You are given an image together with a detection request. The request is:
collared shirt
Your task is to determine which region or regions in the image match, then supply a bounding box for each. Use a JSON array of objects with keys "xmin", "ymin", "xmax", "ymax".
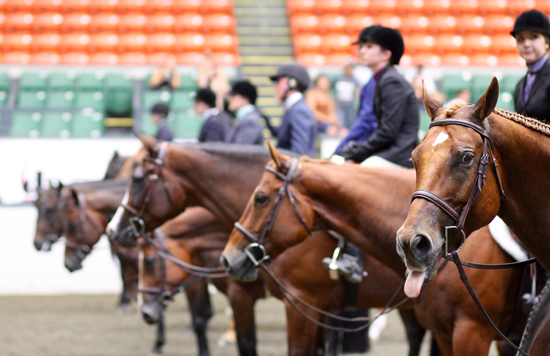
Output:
[
  {"xmin": 236, "ymin": 104, "xmax": 256, "ymax": 121},
  {"xmin": 524, "ymin": 54, "xmax": 548, "ymax": 102},
  {"xmin": 285, "ymin": 92, "xmax": 303, "ymax": 110},
  {"xmin": 202, "ymin": 108, "xmax": 219, "ymax": 121},
  {"xmin": 373, "ymin": 66, "xmax": 386, "ymax": 81}
]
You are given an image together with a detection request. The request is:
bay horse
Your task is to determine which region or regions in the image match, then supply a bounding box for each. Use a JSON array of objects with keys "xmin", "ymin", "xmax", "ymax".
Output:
[
  {"xmin": 109, "ymin": 139, "xmax": 436, "ymax": 356},
  {"xmin": 394, "ymin": 78, "xmax": 550, "ymax": 354},
  {"xmin": 221, "ymin": 144, "xmax": 527, "ymax": 355}
]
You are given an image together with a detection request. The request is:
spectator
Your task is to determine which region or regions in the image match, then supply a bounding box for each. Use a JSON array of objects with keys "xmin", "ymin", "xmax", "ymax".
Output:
[
  {"xmin": 306, "ymin": 74, "xmax": 340, "ymax": 137},
  {"xmin": 332, "ymin": 63, "xmax": 361, "ymax": 132},
  {"xmin": 269, "ymin": 63, "xmax": 317, "ymax": 157},
  {"xmin": 198, "ymin": 52, "xmax": 231, "ymax": 111},
  {"xmin": 150, "ymin": 103, "xmax": 173, "ymax": 142},
  {"xmin": 149, "ymin": 56, "xmax": 180, "ymax": 91},
  {"xmin": 194, "ymin": 88, "xmax": 231, "ymax": 142},
  {"xmin": 225, "ymin": 80, "xmax": 264, "ymax": 145}
]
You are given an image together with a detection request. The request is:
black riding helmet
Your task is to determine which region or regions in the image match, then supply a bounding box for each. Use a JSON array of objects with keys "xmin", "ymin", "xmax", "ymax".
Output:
[
  {"xmin": 229, "ymin": 80, "xmax": 258, "ymax": 105},
  {"xmin": 511, "ymin": 9, "xmax": 550, "ymax": 38},
  {"xmin": 363, "ymin": 26, "xmax": 405, "ymax": 66}
]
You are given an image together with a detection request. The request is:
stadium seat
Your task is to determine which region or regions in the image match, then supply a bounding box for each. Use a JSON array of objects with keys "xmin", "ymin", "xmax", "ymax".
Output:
[
  {"xmin": 456, "ymin": 15, "xmax": 486, "ymax": 34},
  {"xmin": 20, "ymin": 72, "xmax": 48, "ymax": 90},
  {"xmin": 497, "ymin": 54, "xmax": 525, "ymax": 67},
  {"xmin": 146, "ymin": 14, "xmax": 175, "ymax": 32},
  {"xmin": 450, "ymin": 0, "xmax": 480, "ymax": 14},
  {"xmin": 77, "ymin": 72, "xmax": 104, "ymax": 91},
  {"xmin": 404, "ymin": 34, "xmax": 436, "ymax": 54},
  {"xmin": 4, "ymin": 13, "xmax": 34, "ymax": 33},
  {"xmin": 294, "ymin": 34, "xmax": 322, "ymax": 55},
  {"xmin": 0, "ymin": 73, "xmax": 9, "ymax": 90},
  {"xmin": 440, "ymin": 73, "xmax": 472, "ymax": 99},
  {"xmin": 501, "ymin": 73, "xmax": 523, "ymax": 93},
  {"xmin": 211, "ymin": 52, "xmax": 239, "ymax": 66},
  {"xmin": 142, "ymin": 90, "xmax": 171, "ymax": 109},
  {"xmin": 106, "ymin": 89, "xmax": 133, "ymax": 117},
  {"xmin": 367, "ymin": 1, "xmax": 398, "ymax": 14},
  {"xmin": 296, "ymin": 53, "xmax": 327, "ymax": 66},
  {"xmin": 118, "ymin": 0, "xmax": 148, "ymax": 13},
  {"xmin": 172, "ymin": 112, "xmax": 203, "ymax": 138},
  {"xmin": 422, "ymin": 0, "xmax": 453, "ymax": 15},
  {"xmin": 147, "ymin": 52, "xmax": 175, "ymax": 66},
  {"xmin": 10, "ymin": 112, "xmax": 42, "ymax": 138},
  {"xmin": 41, "ymin": 112, "xmax": 72, "ymax": 138},
  {"xmin": 342, "ymin": 0, "xmax": 370, "ymax": 15},
  {"xmin": 3, "ymin": 52, "xmax": 31, "ymax": 64},
  {"xmin": 318, "ymin": 15, "xmax": 347, "ymax": 34},
  {"xmin": 325, "ymin": 53, "xmax": 356, "ymax": 66},
  {"xmin": 72, "ymin": 112, "xmax": 104, "ymax": 138},
  {"xmin": 290, "ymin": 14, "xmax": 319, "ymax": 34},
  {"xmin": 317, "ymin": 0, "xmax": 343, "ymax": 14},
  {"xmin": 32, "ymin": 13, "xmax": 64, "ymax": 32},
  {"xmin": 105, "ymin": 72, "xmax": 133, "ymax": 90},
  {"xmin": 63, "ymin": 0, "xmax": 91, "ymax": 13},
  {"xmin": 478, "ymin": 0, "xmax": 508, "ymax": 14},
  {"xmin": 31, "ymin": 33, "xmax": 60, "ymax": 52},
  {"xmin": 204, "ymin": 33, "xmax": 237, "ymax": 51},
  {"xmin": 119, "ymin": 13, "xmax": 148, "ymax": 32},
  {"xmin": 61, "ymin": 13, "xmax": 92, "ymax": 32},
  {"xmin": 484, "ymin": 15, "xmax": 515, "ymax": 34},
  {"xmin": 89, "ymin": 33, "xmax": 119, "ymax": 52},
  {"xmin": 400, "ymin": 16, "xmax": 430, "ymax": 34},
  {"xmin": 3, "ymin": 33, "xmax": 33, "ymax": 51},
  {"xmin": 0, "ymin": 89, "xmax": 8, "ymax": 107},
  {"xmin": 146, "ymin": 33, "xmax": 176, "ymax": 52},
  {"xmin": 119, "ymin": 33, "xmax": 148, "ymax": 52},
  {"xmin": 173, "ymin": 0, "xmax": 203, "ymax": 14},
  {"xmin": 49, "ymin": 72, "xmax": 76, "ymax": 90},
  {"xmin": 374, "ymin": 15, "xmax": 403, "ymax": 29},
  {"xmin": 170, "ymin": 91, "xmax": 194, "ymax": 109},
  {"xmin": 46, "ymin": 91, "xmax": 74, "ymax": 108},
  {"xmin": 178, "ymin": 73, "xmax": 198, "ymax": 90},
  {"xmin": 30, "ymin": 52, "xmax": 61, "ymax": 65},
  {"xmin": 176, "ymin": 52, "xmax": 205, "ymax": 66},
  {"xmin": 492, "ymin": 34, "xmax": 517, "ymax": 54},
  {"xmin": 203, "ymin": 0, "xmax": 233, "ymax": 14},
  {"xmin": 203, "ymin": 14, "xmax": 235, "ymax": 33},
  {"xmin": 75, "ymin": 91, "xmax": 105, "ymax": 111},
  {"xmin": 5, "ymin": 2, "xmax": 34, "ymax": 13},
  {"xmin": 436, "ymin": 34, "xmax": 464, "ymax": 54},
  {"xmin": 287, "ymin": 0, "xmax": 316, "ymax": 15},
  {"xmin": 89, "ymin": 0, "xmax": 120, "ymax": 13},
  {"xmin": 60, "ymin": 52, "xmax": 90, "ymax": 65},
  {"xmin": 175, "ymin": 33, "xmax": 205, "ymax": 52},
  {"xmin": 34, "ymin": 0, "xmax": 64, "ymax": 12},
  {"xmin": 119, "ymin": 52, "xmax": 148, "ymax": 65},
  {"xmin": 59, "ymin": 33, "xmax": 91, "ymax": 52},
  {"xmin": 324, "ymin": 34, "xmax": 352, "ymax": 54},
  {"xmin": 18, "ymin": 90, "xmax": 47, "ymax": 108},
  {"xmin": 427, "ymin": 15, "xmax": 458, "ymax": 34},
  {"xmin": 468, "ymin": 54, "xmax": 500, "ymax": 67},
  {"xmin": 346, "ymin": 15, "xmax": 374, "ymax": 34},
  {"xmin": 89, "ymin": 14, "xmax": 120, "ymax": 32},
  {"xmin": 462, "ymin": 34, "xmax": 493, "ymax": 54},
  {"xmin": 174, "ymin": 14, "xmax": 203, "ymax": 32},
  {"xmin": 471, "ymin": 74, "xmax": 497, "ymax": 98}
]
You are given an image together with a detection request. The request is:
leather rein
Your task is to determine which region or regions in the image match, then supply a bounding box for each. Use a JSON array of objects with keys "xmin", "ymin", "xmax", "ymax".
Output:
[
  {"xmin": 412, "ymin": 118, "xmax": 535, "ymax": 356},
  {"xmin": 234, "ymin": 157, "xmax": 410, "ymax": 332}
]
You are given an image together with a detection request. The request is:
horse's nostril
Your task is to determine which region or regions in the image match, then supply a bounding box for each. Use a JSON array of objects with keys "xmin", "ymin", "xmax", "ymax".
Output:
[
  {"xmin": 411, "ymin": 234, "xmax": 433, "ymax": 261},
  {"xmin": 219, "ymin": 255, "xmax": 230, "ymax": 271},
  {"xmin": 141, "ymin": 311, "xmax": 156, "ymax": 325}
]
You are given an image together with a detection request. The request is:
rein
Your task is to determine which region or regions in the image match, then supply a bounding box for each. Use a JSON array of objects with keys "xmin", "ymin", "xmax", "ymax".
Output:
[
  {"xmin": 413, "ymin": 118, "xmax": 533, "ymax": 356},
  {"xmin": 234, "ymin": 157, "xmax": 408, "ymax": 332}
]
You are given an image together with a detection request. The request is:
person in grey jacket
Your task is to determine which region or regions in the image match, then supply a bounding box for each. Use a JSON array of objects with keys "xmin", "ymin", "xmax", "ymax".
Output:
[
  {"xmin": 151, "ymin": 103, "xmax": 174, "ymax": 142},
  {"xmin": 341, "ymin": 26, "xmax": 418, "ymax": 168},
  {"xmin": 269, "ymin": 63, "xmax": 317, "ymax": 157},
  {"xmin": 194, "ymin": 88, "xmax": 231, "ymax": 142},
  {"xmin": 225, "ymin": 80, "xmax": 264, "ymax": 145}
]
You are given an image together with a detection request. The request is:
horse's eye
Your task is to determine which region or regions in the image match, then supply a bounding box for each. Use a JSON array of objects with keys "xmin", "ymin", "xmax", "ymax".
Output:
[
  {"xmin": 461, "ymin": 152, "xmax": 475, "ymax": 165},
  {"xmin": 254, "ymin": 193, "xmax": 269, "ymax": 206}
]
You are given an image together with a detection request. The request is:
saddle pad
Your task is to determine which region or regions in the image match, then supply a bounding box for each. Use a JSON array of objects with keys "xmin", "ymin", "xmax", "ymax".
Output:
[{"xmin": 488, "ymin": 216, "xmax": 529, "ymax": 262}]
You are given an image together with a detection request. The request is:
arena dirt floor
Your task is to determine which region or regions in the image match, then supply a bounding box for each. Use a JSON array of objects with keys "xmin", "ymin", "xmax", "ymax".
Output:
[{"xmin": 0, "ymin": 292, "xmax": 501, "ymax": 356}]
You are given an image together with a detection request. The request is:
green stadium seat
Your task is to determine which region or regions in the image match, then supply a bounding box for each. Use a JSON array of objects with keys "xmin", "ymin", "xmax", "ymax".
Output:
[
  {"xmin": 105, "ymin": 72, "xmax": 133, "ymax": 90},
  {"xmin": 419, "ymin": 110, "xmax": 431, "ymax": 134},
  {"xmin": 46, "ymin": 91, "xmax": 75, "ymax": 108},
  {"xmin": 471, "ymin": 75, "xmax": 495, "ymax": 101},
  {"xmin": 18, "ymin": 91, "xmax": 47, "ymax": 108},
  {"xmin": 440, "ymin": 73, "xmax": 471, "ymax": 101},
  {"xmin": 142, "ymin": 90, "xmax": 171, "ymax": 109},
  {"xmin": 72, "ymin": 112, "xmax": 104, "ymax": 138},
  {"xmin": 10, "ymin": 112, "xmax": 42, "ymax": 138},
  {"xmin": 41, "ymin": 112, "xmax": 72, "ymax": 138},
  {"xmin": 20, "ymin": 72, "xmax": 48, "ymax": 90},
  {"xmin": 171, "ymin": 91, "xmax": 195, "ymax": 109},
  {"xmin": 75, "ymin": 91, "xmax": 104, "ymax": 111},
  {"xmin": 77, "ymin": 72, "xmax": 105, "ymax": 91},
  {"xmin": 0, "ymin": 73, "xmax": 10, "ymax": 89},
  {"xmin": 106, "ymin": 89, "xmax": 132, "ymax": 117},
  {"xmin": 498, "ymin": 91, "xmax": 515, "ymax": 112},
  {"xmin": 172, "ymin": 112, "xmax": 202, "ymax": 139},
  {"xmin": 178, "ymin": 73, "xmax": 198, "ymax": 91},
  {"xmin": 500, "ymin": 74, "xmax": 523, "ymax": 94},
  {"xmin": 0, "ymin": 90, "xmax": 8, "ymax": 107},
  {"xmin": 49, "ymin": 72, "xmax": 76, "ymax": 90}
]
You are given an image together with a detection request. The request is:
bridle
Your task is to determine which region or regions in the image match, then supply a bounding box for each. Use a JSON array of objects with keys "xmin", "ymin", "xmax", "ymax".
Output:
[
  {"xmin": 411, "ymin": 118, "xmax": 505, "ymax": 254},
  {"xmin": 234, "ymin": 157, "xmax": 312, "ymax": 266},
  {"xmin": 119, "ymin": 142, "xmax": 179, "ymax": 238}
]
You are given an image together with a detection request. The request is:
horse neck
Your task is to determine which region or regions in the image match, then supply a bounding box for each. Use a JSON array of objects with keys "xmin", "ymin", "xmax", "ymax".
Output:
[
  {"xmin": 300, "ymin": 163, "xmax": 415, "ymax": 275},
  {"xmin": 489, "ymin": 115, "xmax": 550, "ymax": 269},
  {"xmin": 169, "ymin": 147, "xmax": 267, "ymax": 226}
]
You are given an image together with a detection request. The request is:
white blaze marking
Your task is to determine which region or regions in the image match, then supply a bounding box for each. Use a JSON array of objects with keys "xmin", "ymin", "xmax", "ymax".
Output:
[
  {"xmin": 106, "ymin": 188, "xmax": 129, "ymax": 235},
  {"xmin": 432, "ymin": 132, "xmax": 449, "ymax": 147}
]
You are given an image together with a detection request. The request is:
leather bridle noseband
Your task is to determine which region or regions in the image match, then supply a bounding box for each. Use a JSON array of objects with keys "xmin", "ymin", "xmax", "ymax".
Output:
[
  {"xmin": 411, "ymin": 118, "xmax": 505, "ymax": 254},
  {"xmin": 234, "ymin": 157, "xmax": 312, "ymax": 266}
]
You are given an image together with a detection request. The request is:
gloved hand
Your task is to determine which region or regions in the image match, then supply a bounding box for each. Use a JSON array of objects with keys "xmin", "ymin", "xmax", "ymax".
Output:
[{"xmin": 341, "ymin": 141, "xmax": 368, "ymax": 162}]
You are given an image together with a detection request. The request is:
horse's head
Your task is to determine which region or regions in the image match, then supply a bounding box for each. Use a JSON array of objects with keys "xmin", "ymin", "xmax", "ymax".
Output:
[
  {"xmin": 109, "ymin": 135, "xmax": 184, "ymax": 247},
  {"xmin": 33, "ymin": 179, "xmax": 64, "ymax": 251},
  {"xmin": 138, "ymin": 229, "xmax": 189, "ymax": 324},
  {"xmin": 61, "ymin": 188, "xmax": 103, "ymax": 272},
  {"xmin": 221, "ymin": 144, "xmax": 315, "ymax": 281},
  {"xmin": 396, "ymin": 78, "xmax": 503, "ymax": 298}
]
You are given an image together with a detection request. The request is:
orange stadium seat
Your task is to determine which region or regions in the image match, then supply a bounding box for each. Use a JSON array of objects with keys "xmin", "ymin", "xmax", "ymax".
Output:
[
  {"xmin": 89, "ymin": 14, "xmax": 120, "ymax": 32},
  {"xmin": 174, "ymin": 13, "xmax": 203, "ymax": 32},
  {"xmin": 325, "ymin": 53, "xmax": 356, "ymax": 66},
  {"xmin": 324, "ymin": 34, "xmax": 352, "ymax": 54},
  {"xmin": 449, "ymin": 0, "xmax": 480, "ymax": 14},
  {"xmin": 478, "ymin": 0, "xmax": 509, "ymax": 14},
  {"xmin": 427, "ymin": 15, "xmax": 458, "ymax": 34},
  {"xmin": 497, "ymin": 54, "xmax": 525, "ymax": 67},
  {"xmin": 3, "ymin": 33, "xmax": 33, "ymax": 51},
  {"xmin": 317, "ymin": 0, "xmax": 343, "ymax": 14},
  {"xmin": 342, "ymin": 0, "xmax": 369, "ymax": 15},
  {"xmin": 440, "ymin": 54, "xmax": 471, "ymax": 66},
  {"xmin": 148, "ymin": 52, "xmax": 175, "ymax": 65},
  {"xmin": 205, "ymin": 33, "xmax": 237, "ymax": 51},
  {"xmin": 146, "ymin": 0, "xmax": 175, "ymax": 13},
  {"xmin": 422, "ymin": 0, "xmax": 453, "ymax": 15},
  {"xmin": 436, "ymin": 34, "xmax": 464, "ymax": 54},
  {"xmin": 455, "ymin": 15, "xmax": 487, "ymax": 34},
  {"xmin": 89, "ymin": 0, "xmax": 119, "ymax": 13},
  {"xmin": 89, "ymin": 33, "xmax": 120, "ymax": 52},
  {"xmin": 176, "ymin": 52, "xmax": 206, "ymax": 65},
  {"xmin": 400, "ymin": 16, "xmax": 430, "ymax": 34},
  {"xmin": 368, "ymin": 0, "xmax": 398, "ymax": 15},
  {"xmin": 399, "ymin": 0, "xmax": 428, "ymax": 15},
  {"xmin": 372, "ymin": 14, "xmax": 402, "ymax": 29},
  {"xmin": 119, "ymin": 33, "xmax": 148, "ymax": 52},
  {"xmin": 59, "ymin": 52, "xmax": 90, "ymax": 65},
  {"xmin": 492, "ymin": 34, "xmax": 518, "ymax": 54},
  {"xmin": 296, "ymin": 53, "xmax": 327, "ymax": 66},
  {"xmin": 469, "ymin": 54, "xmax": 501, "ymax": 67},
  {"xmin": 89, "ymin": 52, "xmax": 119, "ymax": 65},
  {"xmin": 119, "ymin": 13, "xmax": 148, "ymax": 32},
  {"xmin": 203, "ymin": 14, "xmax": 235, "ymax": 33},
  {"xmin": 410, "ymin": 53, "xmax": 439, "ymax": 66},
  {"xmin": 290, "ymin": 14, "xmax": 319, "ymax": 34},
  {"xmin": 119, "ymin": 52, "xmax": 148, "ymax": 65},
  {"xmin": 211, "ymin": 52, "xmax": 239, "ymax": 66},
  {"xmin": 173, "ymin": 0, "xmax": 202, "ymax": 14},
  {"xmin": 34, "ymin": 0, "xmax": 63, "ymax": 12},
  {"xmin": 5, "ymin": 0, "xmax": 34, "ymax": 12},
  {"xmin": 203, "ymin": 0, "xmax": 233, "ymax": 13},
  {"xmin": 118, "ymin": 0, "xmax": 148, "ymax": 13},
  {"xmin": 484, "ymin": 15, "xmax": 515, "ymax": 34},
  {"xmin": 0, "ymin": 14, "xmax": 5, "ymax": 31},
  {"xmin": 59, "ymin": 33, "xmax": 91, "ymax": 52},
  {"xmin": 62, "ymin": 0, "xmax": 91, "ymax": 13},
  {"xmin": 404, "ymin": 34, "xmax": 436, "ymax": 54},
  {"xmin": 318, "ymin": 15, "xmax": 347, "ymax": 34},
  {"xmin": 287, "ymin": 0, "xmax": 316, "ymax": 15},
  {"xmin": 4, "ymin": 13, "xmax": 34, "ymax": 32},
  {"xmin": 346, "ymin": 15, "xmax": 374, "ymax": 34},
  {"xmin": 32, "ymin": 13, "xmax": 64, "ymax": 32},
  {"xmin": 3, "ymin": 52, "xmax": 31, "ymax": 64},
  {"xmin": 30, "ymin": 52, "xmax": 60, "ymax": 65},
  {"xmin": 62, "ymin": 13, "xmax": 91, "ymax": 32},
  {"xmin": 146, "ymin": 14, "xmax": 175, "ymax": 32},
  {"xmin": 293, "ymin": 34, "xmax": 322, "ymax": 55},
  {"xmin": 462, "ymin": 34, "xmax": 493, "ymax": 54},
  {"xmin": 146, "ymin": 33, "xmax": 176, "ymax": 52},
  {"xmin": 31, "ymin": 33, "xmax": 60, "ymax": 52},
  {"xmin": 507, "ymin": 0, "xmax": 535, "ymax": 13}
]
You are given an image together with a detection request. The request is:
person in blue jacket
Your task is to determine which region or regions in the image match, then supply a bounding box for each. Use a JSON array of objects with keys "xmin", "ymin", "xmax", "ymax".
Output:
[
  {"xmin": 268, "ymin": 63, "xmax": 317, "ymax": 157},
  {"xmin": 225, "ymin": 80, "xmax": 264, "ymax": 145}
]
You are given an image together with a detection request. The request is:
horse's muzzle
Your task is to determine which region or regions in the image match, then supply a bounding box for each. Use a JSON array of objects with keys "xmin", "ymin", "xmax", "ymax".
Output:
[{"xmin": 220, "ymin": 250, "xmax": 259, "ymax": 282}]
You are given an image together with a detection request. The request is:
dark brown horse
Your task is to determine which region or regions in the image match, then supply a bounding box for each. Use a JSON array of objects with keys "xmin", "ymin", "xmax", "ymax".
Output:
[
  {"xmin": 104, "ymin": 151, "xmax": 130, "ymax": 180},
  {"xmin": 394, "ymin": 79, "xmax": 550, "ymax": 353},
  {"xmin": 221, "ymin": 145, "xmax": 527, "ymax": 355},
  {"xmin": 109, "ymin": 140, "xmax": 435, "ymax": 356}
]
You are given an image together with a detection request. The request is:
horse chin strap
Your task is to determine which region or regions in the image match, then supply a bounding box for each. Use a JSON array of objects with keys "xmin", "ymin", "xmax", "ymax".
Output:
[{"xmin": 234, "ymin": 157, "xmax": 313, "ymax": 266}]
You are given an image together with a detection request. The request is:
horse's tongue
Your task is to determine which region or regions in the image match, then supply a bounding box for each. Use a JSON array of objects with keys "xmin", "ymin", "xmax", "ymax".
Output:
[{"xmin": 404, "ymin": 270, "xmax": 427, "ymax": 298}]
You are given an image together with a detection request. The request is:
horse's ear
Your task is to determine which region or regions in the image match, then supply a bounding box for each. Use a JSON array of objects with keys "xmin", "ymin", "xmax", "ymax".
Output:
[
  {"xmin": 422, "ymin": 80, "xmax": 442, "ymax": 121},
  {"xmin": 473, "ymin": 77, "xmax": 499, "ymax": 121},
  {"xmin": 136, "ymin": 134, "xmax": 158, "ymax": 155},
  {"xmin": 57, "ymin": 181, "xmax": 64, "ymax": 194},
  {"xmin": 113, "ymin": 150, "xmax": 119, "ymax": 158},
  {"xmin": 267, "ymin": 141, "xmax": 288, "ymax": 171},
  {"xmin": 37, "ymin": 171, "xmax": 42, "ymax": 189},
  {"xmin": 70, "ymin": 188, "xmax": 80, "ymax": 206}
]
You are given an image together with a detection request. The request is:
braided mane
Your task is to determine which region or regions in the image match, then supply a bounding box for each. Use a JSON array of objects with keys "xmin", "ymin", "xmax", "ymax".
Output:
[{"xmin": 493, "ymin": 108, "xmax": 550, "ymax": 137}]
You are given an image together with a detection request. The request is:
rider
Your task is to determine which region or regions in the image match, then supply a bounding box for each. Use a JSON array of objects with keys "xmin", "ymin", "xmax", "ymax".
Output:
[
  {"xmin": 511, "ymin": 9, "xmax": 550, "ymax": 123},
  {"xmin": 225, "ymin": 80, "xmax": 264, "ymax": 145},
  {"xmin": 194, "ymin": 87, "xmax": 231, "ymax": 142},
  {"xmin": 268, "ymin": 62, "xmax": 317, "ymax": 157},
  {"xmin": 150, "ymin": 103, "xmax": 174, "ymax": 142}
]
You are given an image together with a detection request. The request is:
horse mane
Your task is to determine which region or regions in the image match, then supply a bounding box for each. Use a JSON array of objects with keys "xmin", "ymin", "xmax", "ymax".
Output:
[
  {"xmin": 443, "ymin": 102, "xmax": 466, "ymax": 117},
  {"xmin": 493, "ymin": 108, "xmax": 550, "ymax": 137},
  {"xmin": 176, "ymin": 142, "xmax": 300, "ymax": 162}
]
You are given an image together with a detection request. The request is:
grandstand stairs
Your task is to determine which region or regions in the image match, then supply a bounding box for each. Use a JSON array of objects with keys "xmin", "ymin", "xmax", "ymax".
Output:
[{"xmin": 234, "ymin": 0, "xmax": 294, "ymax": 125}]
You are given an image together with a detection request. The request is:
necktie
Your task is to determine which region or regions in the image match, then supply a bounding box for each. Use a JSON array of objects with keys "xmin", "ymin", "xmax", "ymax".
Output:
[{"xmin": 524, "ymin": 72, "xmax": 536, "ymax": 103}]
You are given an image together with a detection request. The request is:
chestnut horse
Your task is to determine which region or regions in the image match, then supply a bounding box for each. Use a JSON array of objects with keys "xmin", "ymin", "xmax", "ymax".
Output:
[
  {"xmin": 109, "ymin": 140, "xmax": 437, "ymax": 356},
  {"xmin": 221, "ymin": 145, "xmax": 527, "ymax": 355},
  {"xmin": 395, "ymin": 79, "xmax": 550, "ymax": 353}
]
